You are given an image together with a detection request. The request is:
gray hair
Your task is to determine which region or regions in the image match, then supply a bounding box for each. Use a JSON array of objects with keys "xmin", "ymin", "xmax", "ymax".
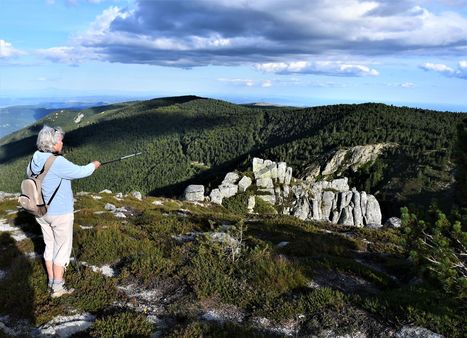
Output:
[{"xmin": 36, "ymin": 125, "xmax": 65, "ymax": 152}]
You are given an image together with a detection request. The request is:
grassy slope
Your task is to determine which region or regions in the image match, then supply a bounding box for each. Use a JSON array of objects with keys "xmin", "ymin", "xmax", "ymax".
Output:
[{"xmin": 0, "ymin": 193, "xmax": 464, "ymax": 337}]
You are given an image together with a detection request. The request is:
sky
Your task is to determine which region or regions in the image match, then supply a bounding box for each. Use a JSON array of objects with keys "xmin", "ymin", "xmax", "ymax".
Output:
[{"xmin": 0, "ymin": 0, "xmax": 467, "ymax": 111}]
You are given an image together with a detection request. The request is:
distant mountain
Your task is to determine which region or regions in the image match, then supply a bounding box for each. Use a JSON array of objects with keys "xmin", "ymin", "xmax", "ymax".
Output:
[
  {"xmin": 0, "ymin": 101, "xmax": 116, "ymax": 138},
  {"xmin": 0, "ymin": 95, "xmax": 463, "ymax": 217}
]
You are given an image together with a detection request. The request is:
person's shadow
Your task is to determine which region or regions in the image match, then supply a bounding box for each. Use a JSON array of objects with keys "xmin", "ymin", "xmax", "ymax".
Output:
[{"xmin": 0, "ymin": 209, "xmax": 44, "ymax": 334}]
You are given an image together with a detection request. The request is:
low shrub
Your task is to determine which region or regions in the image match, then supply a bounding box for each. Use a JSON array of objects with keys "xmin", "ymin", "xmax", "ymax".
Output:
[
  {"xmin": 360, "ymin": 285, "xmax": 464, "ymax": 337},
  {"xmin": 256, "ymin": 287, "xmax": 346, "ymax": 322},
  {"xmin": 186, "ymin": 241, "xmax": 307, "ymax": 309},
  {"xmin": 254, "ymin": 197, "xmax": 277, "ymax": 214},
  {"xmin": 64, "ymin": 266, "xmax": 120, "ymax": 313},
  {"xmin": 120, "ymin": 239, "xmax": 178, "ymax": 284},
  {"xmin": 165, "ymin": 319, "xmax": 274, "ymax": 338},
  {"xmin": 90, "ymin": 312, "xmax": 154, "ymax": 337},
  {"xmin": 74, "ymin": 224, "xmax": 138, "ymax": 266},
  {"xmin": 223, "ymin": 193, "xmax": 249, "ymax": 214}
]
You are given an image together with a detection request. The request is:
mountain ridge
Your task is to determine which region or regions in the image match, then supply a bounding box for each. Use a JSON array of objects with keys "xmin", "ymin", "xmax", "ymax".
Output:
[{"xmin": 0, "ymin": 96, "xmax": 463, "ymax": 217}]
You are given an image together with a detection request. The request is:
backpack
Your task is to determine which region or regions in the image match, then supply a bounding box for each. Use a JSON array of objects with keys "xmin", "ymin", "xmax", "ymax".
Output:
[{"xmin": 18, "ymin": 155, "xmax": 62, "ymax": 217}]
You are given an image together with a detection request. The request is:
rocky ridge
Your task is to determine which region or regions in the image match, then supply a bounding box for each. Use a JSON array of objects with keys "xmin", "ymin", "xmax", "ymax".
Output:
[
  {"xmin": 302, "ymin": 143, "xmax": 396, "ymax": 182},
  {"xmin": 184, "ymin": 157, "xmax": 389, "ymax": 227}
]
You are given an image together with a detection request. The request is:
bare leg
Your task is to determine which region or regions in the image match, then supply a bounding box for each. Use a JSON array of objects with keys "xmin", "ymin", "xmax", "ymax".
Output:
[
  {"xmin": 45, "ymin": 260, "xmax": 53, "ymax": 280},
  {"xmin": 53, "ymin": 264, "xmax": 65, "ymax": 282}
]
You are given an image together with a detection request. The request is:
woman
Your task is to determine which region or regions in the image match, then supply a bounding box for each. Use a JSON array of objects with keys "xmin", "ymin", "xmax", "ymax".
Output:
[{"xmin": 27, "ymin": 125, "xmax": 100, "ymax": 298}]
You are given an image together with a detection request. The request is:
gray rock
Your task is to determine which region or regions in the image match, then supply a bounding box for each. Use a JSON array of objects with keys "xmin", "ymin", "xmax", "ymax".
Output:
[
  {"xmin": 304, "ymin": 164, "xmax": 321, "ymax": 181},
  {"xmin": 257, "ymin": 191, "xmax": 276, "ymax": 205},
  {"xmin": 385, "ymin": 217, "xmax": 402, "ymax": 228},
  {"xmin": 222, "ymin": 172, "xmax": 240, "ymax": 185},
  {"xmin": 292, "ymin": 184, "xmax": 305, "ymax": 199},
  {"xmin": 274, "ymin": 186, "xmax": 283, "ymax": 204},
  {"xmin": 247, "ymin": 196, "xmax": 255, "ymax": 212},
  {"xmin": 276, "ymin": 241, "xmax": 289, "ymax": 248},
  {"xmin": 320, "ymin": 144, "xmax": 393, "ymax": 177},
  {"xmin": 311, "ymin": 178, "xmax": 350, "ymax": 194},
  {"xmin": 348, "ymin": 144, "xmax": 391, "ymax": 172},
  {"xmin": 395, "ymin": 326, "xmax": 444, "ymax": 338},
  {"xmin": 256, "ymin": 177, "xmax": 274, "ymax": 189},
  {"xmin": 184, "ymin": 185, "xmax": 205, "ymax": 202},
  {"xmin": 277, "ymin": 162, "xmax": 287, "ymax": 184},
  {"xmin": 99, "ymin": 189, "xmax": 112, "ymax": 194},
  {"xmin": 285, "ymin": 167, "xmax": 293, "ymax": 185},
  {"xmin": 114, "ymin": 212, "xmax": 126, "ymax": 218},
  {"xmin": 238, "ymin": 176, "xmax": 252, "ymax": 192},
  {"xmin": 270, "ymin": 164, "xmax": 278, "ymax": 181},
  {"xmin": 366, "ymin": 223, "xmax": 383, "ymax": 228},
  {"xmin": 210, "ymin": 188, "xmax": 223, "ymax": 205},
  {"xmin": 115, "ymin": 192, "xmax": 123, "ymax": 199},
  {"xmin": 321, "ymin": 191, "xmax": 335, "ymax": 221},
  {"xmin": 339, "ymin": 206, "xmax": 354, "ymax": 226},
  {"xmin": 132, "ymin": 191, "xmax": 142, "ymax": 200},
  {"xmin": 311, "ymin": 197, "xmax": 322, "ymax": 221},
  {"xmin": 252, "ymin": 157, "xmax": 265, "ymax": 173},
  {"xmin": 209, "ymin": 232, "xmax": 240, "ymax": 249},
  {"xmin": 352, "ymin": 191, "xmax": 364, "ymax": 227},
  {"xmin": 331, "ymin": 209, "xmax": 340, "ymax": 223},
  {"xmin": 293, "ymin": 197, "xmax": 310, "ymax": 220},
  {"xmin": 283, "ymin": 184, "xmax": 290, "ymax": 197},
  {"xmin": 365, "ymin": 194, "xmax": 382, "ymax": 225},
  {"xmin": 339, "ymin": 191, "xmax": 353, "ymax": 210},
  {"xmin": 218, "ymin": 183, "xmax": 238, "ymax": 199},
  {"xmin": 36, "ymin": 313, "xmax": 96, "ymax": 338},
  {"xmin": 104, "ymin": 203, "xmax": 116, "ymax": 211},
  {"xmin": 330, "ymin": 177, "xmax": 350, "ymax": 192},
  {"xmin": 360, "ymin": 191, "xmax": 368, "ymax": 223},
  {"xmin": 322, "ymin": 149, "xmax": 347, "ymax": 175},
  {"xmin": 255, "ymin": 166, "xmax": 273, "ymax": 179}
]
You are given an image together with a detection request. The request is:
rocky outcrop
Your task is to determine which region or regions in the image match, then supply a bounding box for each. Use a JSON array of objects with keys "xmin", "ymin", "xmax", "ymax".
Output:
[
  {"xmin": 385, "ymin": 217, "xmax": 402, "ymax": 228},
  {"xmin": 395, "ymin": 326, "xmax": 444, "ymax": 338},
  {"xmin": 184, "ymin": 157, "xmax": 384, "ymax": 227},
  {"xmin": 184, "ymin": 185, "xmax": 205, "ymax": 202},
  {"xmin": 304, "ymin": 143, "xmax": 396, "ymax": 181},
  {"xmin": 288, "ymin": 177, "xmax": 382, "ymax": 227}
]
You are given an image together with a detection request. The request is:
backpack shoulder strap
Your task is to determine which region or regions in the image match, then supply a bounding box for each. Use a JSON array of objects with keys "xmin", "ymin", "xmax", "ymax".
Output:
[{"xmin": 36, "ymin": 155, "xmax": 58, "ymax": 183}]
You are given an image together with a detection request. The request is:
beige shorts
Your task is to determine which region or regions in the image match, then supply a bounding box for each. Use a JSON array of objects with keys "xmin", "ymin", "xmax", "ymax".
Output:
[{"xmin": 35, "ymin": 213, "xmax": 74, "ymax": 267}]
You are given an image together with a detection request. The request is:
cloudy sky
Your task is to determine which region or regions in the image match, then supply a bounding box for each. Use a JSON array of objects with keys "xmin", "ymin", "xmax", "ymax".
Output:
[{"xmin": 1, "ymin": 0, "xmax": 467, "ymax": 110}]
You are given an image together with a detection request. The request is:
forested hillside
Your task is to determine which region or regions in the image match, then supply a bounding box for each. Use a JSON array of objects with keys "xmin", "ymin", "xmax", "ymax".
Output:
[{"xmin": 0, "ymin": 96, "xmax": 463, "ymax": 216}]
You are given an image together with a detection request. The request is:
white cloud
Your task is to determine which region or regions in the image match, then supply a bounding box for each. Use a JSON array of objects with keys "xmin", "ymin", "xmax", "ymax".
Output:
[
  {"xmin": 38, "ymin": 0, "xmax": 467, "ymax": 67},
  {"xmin": 262, "ymin": 80, "xmax": 273, "ymax": 87},
  {"xmin": 37, "ymin": 46, "xmax": 101, "ymax": 65},
  {"xmin": 0, "ymin": 40, "xmax": 25, "ymax": 59},
  {"xmin": 217, "ymin": 78, "xmax": 273, "ymax": 87},
  {"xmin": 420, "ymin": 60, "xmax": 467, "ymax": 79},
  {"xmin": 421, "ymin": 62, "xmax": 455, "ymax": 74},
  {"xmin": 256, "ymin": 60, "xmax": 379, "ymax": 77},
  {"xmin": 401, "ymin": 82, "xmax": 415, "ymax": 88}
]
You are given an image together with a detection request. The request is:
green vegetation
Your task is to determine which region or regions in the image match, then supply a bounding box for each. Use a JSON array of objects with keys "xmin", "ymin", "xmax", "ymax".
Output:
[
  {"xmin": 90, "ymin": 312, "xmax": 155, "ymax": 337},
  {"xmin": 0, "ymin": 96, "xmax": 465, "ymax": 336},
  {"xmin": 0, "ymin": 97, "xmax": 463, "ymax": 215},
  {"xmin": 0, "ymin": 192, "xmax": 464, "ymax": 336}
]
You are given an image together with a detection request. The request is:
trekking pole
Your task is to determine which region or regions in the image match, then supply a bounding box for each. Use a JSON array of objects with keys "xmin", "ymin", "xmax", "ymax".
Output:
[
  {"xmin": 71, "ymin": 246, "xmax": 81, "ymax": 275},
  {"xmin": 101, "ymin": 152, "xmax": 143, "ymax": 166}
]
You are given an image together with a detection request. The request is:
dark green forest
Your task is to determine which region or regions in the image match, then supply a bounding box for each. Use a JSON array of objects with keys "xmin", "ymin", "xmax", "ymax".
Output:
[{"xmin": 0, "ymin": 96, "xmax": 464, "ymax": 217}]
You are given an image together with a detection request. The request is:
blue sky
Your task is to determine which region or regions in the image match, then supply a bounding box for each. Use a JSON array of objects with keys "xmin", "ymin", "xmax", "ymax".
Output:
[{"xmin": 1, "ymin": 0, "xmax": 466, "ymax": 111}]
